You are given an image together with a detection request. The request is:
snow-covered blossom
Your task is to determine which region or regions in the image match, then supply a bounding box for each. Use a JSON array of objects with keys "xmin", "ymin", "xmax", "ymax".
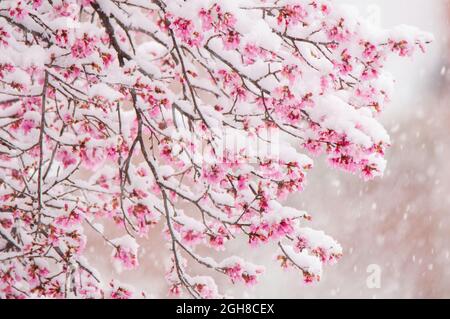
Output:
[
  {"xmin": 0, "ymin": 0, "xmax": 431, "ymax": 299},
  {"xmin": 111, "ymin": 235, "xmax": 139, "ymax": 272}
]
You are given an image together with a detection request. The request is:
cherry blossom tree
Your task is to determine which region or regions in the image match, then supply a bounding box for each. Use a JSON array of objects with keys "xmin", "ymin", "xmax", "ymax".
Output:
[{"xmin": 0, "ymin": 0, "xmax": 431, "ymax": 299}]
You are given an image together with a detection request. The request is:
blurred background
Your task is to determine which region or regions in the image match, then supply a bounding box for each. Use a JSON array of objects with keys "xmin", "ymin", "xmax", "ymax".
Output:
[
  {"xmin": 85, "ymin": 0, "xmax": 450, "ymax": 298},
  {"xmin": 248, "ymin": 0, "xmax": 450, "ymax": 298}
]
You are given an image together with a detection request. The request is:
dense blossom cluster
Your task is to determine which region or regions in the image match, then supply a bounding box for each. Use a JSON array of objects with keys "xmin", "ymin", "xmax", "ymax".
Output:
[{"xmin": 0, "ymin": 0, "xmax": 430, "ymax": 298}]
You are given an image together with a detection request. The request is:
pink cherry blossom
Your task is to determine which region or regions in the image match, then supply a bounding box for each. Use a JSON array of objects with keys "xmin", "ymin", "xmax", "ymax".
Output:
[
  {"xmin": 20, "ymin": 119, "xmax": 35, "ymax": 135},
  {"xmin": 0, "ymin": 0, "xmax": 431, "ymax": 300},
  {"xmin": 9, "ymin": 2, "xmax": 28, "ymax": 21},
  {"xmin": 71, "ymin": 35, "xmax": 96, "ymax": 59},
  {"xmin": 56, "ymin": 149, "xmax": 77, "ymax": 168}
]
